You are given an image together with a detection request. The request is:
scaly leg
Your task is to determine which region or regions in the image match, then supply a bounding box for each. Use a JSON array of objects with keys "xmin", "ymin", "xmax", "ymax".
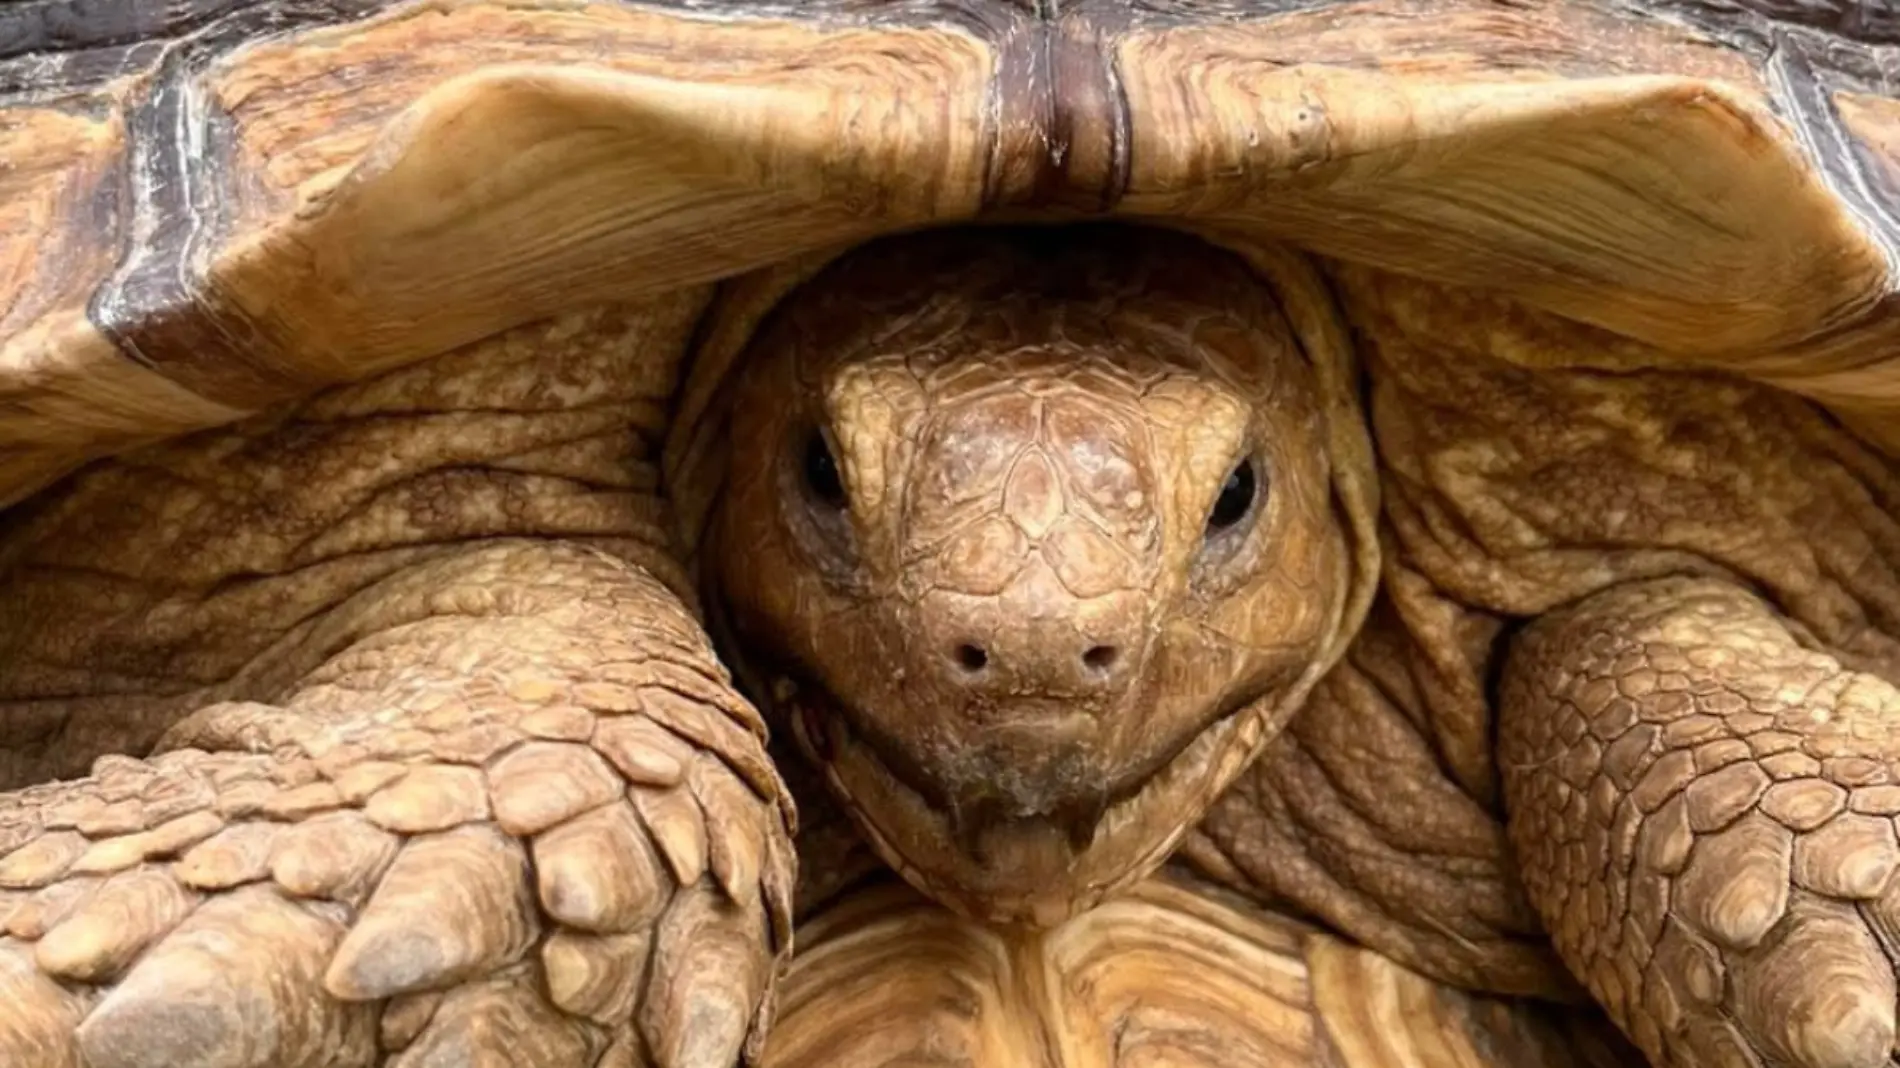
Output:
[
  {"xmin": 1502, "ymin": 575, "xmax": 1900, "ymax": 1068},
  {"xmin": 0, "ymin": 542, "xmax": 792, "ymax": 1068}
]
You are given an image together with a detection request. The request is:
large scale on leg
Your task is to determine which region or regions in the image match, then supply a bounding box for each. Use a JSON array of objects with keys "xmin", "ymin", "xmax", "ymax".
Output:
[{"xmin": 1, "ymin": 1, "xmax": 1899, "ymax": 1066}]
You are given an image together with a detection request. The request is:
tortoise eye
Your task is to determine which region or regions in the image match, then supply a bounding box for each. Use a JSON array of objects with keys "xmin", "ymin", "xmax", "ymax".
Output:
[
  {"xmin": 1205, "ymin": 458, "xmax": 1258, "ymax": 534},
  {"xmin": 802, "ymin": 430, "xmax": 847, "ymax": 509}
]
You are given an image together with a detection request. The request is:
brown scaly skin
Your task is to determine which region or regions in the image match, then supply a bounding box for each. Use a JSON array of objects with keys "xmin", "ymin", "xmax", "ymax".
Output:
[
  {"xmin": 1503, "ymin": 577, "xmax": 1900, "ymax": 1068},
  {"xmin": 1180, "ymin": 597, "xmax": 1574, "ymax": 999},
  {"xmin": 0, "ymin": 304, "xmax": 793, "ymax": 1068}
]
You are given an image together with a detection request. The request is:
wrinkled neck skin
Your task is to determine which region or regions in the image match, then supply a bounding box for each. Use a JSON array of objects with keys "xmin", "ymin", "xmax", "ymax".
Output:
[{"xmin": 707, "ymin": 225, "xmax": 1351, "ymax": 926}]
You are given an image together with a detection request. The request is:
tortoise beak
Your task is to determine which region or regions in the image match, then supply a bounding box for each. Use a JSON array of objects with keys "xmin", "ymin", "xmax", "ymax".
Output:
[{"xmin": 789, "ymin": 683, "xmax": 1258, "ymax": 927}]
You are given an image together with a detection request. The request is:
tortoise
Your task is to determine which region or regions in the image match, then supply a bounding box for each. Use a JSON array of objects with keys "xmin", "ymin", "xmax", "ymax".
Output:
[{"xmin": 3, "ymin": 0, "xmax": 1900, "ymax": 1066}]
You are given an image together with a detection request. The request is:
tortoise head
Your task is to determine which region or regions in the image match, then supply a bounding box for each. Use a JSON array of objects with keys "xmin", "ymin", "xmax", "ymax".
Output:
[{"xmin": 709, "ymin": 225, "xmax": 1351, "ymax": 924}]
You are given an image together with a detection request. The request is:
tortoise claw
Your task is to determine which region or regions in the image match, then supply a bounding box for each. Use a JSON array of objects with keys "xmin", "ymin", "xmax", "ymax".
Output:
[
  {"xmin": 390, "ymin": 970, "xmax": 601, "ymax": 1068},
  {"xmin": 0, "ymin": 938, "xmax": 90, "ymax": 1068},
  {"xmin": 77, "ymin": 886, "xmax": 375, "ymax": 1068},
  {"xmin": 36, "ymin": 867, "xmax": 197, "ymax": 982},
  {"xmin": 532, "ymin": 799, "xmax": 666, "ymax": 934},
  {"xmin": 1730, "ymin": 896, "xmax": 1897, "ymax": 1068},
  {"xmin": 640, "ymin": 884, "xmax": 773, "ymax": 1068},
  {"xmin": 324, "ymin": 824, "xmax": 536, "ymax": 1001}
]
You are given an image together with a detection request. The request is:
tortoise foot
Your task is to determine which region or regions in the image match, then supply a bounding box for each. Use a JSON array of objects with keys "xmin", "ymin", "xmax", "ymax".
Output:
[
  {"xmin": 1504, "ymin": 576, "xmax": 1900, "ymax": 1068},
  {"xmin": 0, "ymin": 738, "xmax": 780, "ymax": 1068},
  {"xmin": 0, "ymin": 545, "xmax": 791, "ymax": 1068},
  {"xmin": 0, "ymin": 749, "xmax": 378, "ymax": 1068}
]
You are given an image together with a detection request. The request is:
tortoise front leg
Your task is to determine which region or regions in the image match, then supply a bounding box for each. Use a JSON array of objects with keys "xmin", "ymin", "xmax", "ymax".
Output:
[
  {"xmin": 0, "ymin": 542, "xmax": 791, "ymax": 1068},
  {"xmin": 1502, "ymin": 576, "xmax": 1900, "ymax": 1068}
]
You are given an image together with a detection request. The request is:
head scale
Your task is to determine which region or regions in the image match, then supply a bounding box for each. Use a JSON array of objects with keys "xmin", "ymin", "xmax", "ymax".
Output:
[{"xmin": 709, "ymin": 224, "xmax": 1355, "ymax": 924}]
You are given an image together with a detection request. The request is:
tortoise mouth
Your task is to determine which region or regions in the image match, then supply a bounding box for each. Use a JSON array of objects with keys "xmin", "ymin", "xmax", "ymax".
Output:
[{"xmin": 782, "ymin": 678, "xmax": 1259, "ymax": 927}]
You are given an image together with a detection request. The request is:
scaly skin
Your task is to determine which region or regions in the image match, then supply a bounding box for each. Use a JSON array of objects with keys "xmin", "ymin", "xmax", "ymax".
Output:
[
  {"xmin": 1504, "ymin": 577, "xmax": 1900, "ymax": 1068},
  {"xmin": 1181, "ymin": 595, "xmax": 1574, "ymax": 1001},
  {"xmin": 0, "ymin": 304, "xmax": 792, "ymax": 1068}
]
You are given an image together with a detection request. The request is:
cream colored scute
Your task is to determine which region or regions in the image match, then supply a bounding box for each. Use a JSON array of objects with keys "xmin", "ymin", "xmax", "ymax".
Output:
[
  {"xmin": 1119, "ymin": 58, "xmax": 1881, "ymax": 355},
  {"xmin": 0, "ymin": 2, "xmax": 997, "ymax": 508},
  {"xmin": 763, "ymin": 876, "xmax": 1627, "ymax": 1068},
  {"xmin": 8, "ymin": 0, "xmax": 1900, "ymax": 506},
  {"xmin": 1111, "ymin": 6, "xmax": 1900, "ymax": 457},
  {"xmin": 219, "ymin": 60, "xmax": 992, "ymax": 384}
]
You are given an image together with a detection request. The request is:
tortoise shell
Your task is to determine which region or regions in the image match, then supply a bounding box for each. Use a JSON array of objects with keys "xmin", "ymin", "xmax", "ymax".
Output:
[{"xmin": 7, "ymin": 0, "xmax": 1899, "ymax": 512}]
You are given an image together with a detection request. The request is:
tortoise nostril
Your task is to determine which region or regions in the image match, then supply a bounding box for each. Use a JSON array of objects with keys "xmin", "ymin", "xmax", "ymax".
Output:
[
  {"xmin": 1082, "ymin": 645, "xmax": 1119, "ymax": 675},
  {"xmin": 954, "ymin": 644, "xmax": 989, "ymax": 674}
]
